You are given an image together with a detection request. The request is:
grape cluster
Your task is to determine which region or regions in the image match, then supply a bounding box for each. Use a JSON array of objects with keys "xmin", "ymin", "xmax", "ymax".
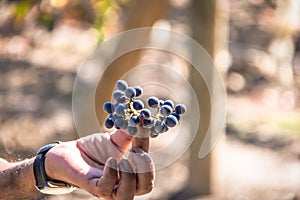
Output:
[{"xmin": 103, "ymin": 80, "xmax": 186, "ymax": 138}]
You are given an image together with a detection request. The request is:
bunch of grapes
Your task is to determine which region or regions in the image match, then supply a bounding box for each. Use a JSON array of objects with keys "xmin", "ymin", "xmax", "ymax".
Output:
[{"xmin": 103, "ymin": 80, "xmax": 186, "ymax": 138}]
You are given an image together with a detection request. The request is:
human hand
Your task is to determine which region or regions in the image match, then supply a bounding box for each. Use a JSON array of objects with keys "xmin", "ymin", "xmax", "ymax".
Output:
[{"xmin": 44, "ymin": 129, "xmax": 154, "ymax": 199}]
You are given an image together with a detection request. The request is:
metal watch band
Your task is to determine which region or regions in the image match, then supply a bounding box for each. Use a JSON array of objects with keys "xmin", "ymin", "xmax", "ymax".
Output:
[{"xmin": 33, "ymin": 142, "xmax": 73, "ymax": 193}]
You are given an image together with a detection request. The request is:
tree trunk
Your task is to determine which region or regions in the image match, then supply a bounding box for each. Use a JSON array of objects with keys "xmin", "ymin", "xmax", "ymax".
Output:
[{"xmin": 185, "ymin": 0, "xmax": 229, "ymax": 197}]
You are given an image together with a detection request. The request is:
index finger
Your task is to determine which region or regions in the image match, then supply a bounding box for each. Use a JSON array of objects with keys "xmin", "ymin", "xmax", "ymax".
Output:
[
  {"xmin": 128, "ymin": 148, "xmax": 154, "ymax": 195},
  {"xmin": 113, "ymin": 159, "xmax": 136, "ymax": 199}
]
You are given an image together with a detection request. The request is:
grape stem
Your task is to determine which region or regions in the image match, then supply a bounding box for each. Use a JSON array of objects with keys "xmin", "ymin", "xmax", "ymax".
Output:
[{"xmin": 127, "ymin": 98, "xmax": 138, "ymax": 120}]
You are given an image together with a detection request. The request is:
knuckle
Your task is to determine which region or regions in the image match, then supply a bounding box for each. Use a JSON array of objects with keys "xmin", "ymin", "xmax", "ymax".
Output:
[
  {"xmin": 96, "ymin": 188, "xmax": 113, "ymax": 199},
  {"xmin": 99, "ymin": 192, "xmax": 113, "ymax": 200},
  {"xmin": 144, "ymin": 184, "xmax": 154, "ymax": 194},
  {"xmin": 137, "ymin": 183, "xmax": 153, "ymax": 195}
]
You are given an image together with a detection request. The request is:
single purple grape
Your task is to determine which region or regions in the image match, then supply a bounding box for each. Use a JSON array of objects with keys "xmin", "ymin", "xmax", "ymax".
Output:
[
  {"xmin": 103, "ymin": 102, "xmax": 114, "ymax": 114},
  {"xmin": 160, "ymin": 105, "xmax": 172, "ymax": 116},
  {"xmin": 164, "ymin": 100, "xmax": 174, "ymax": 109},
  {"xmin": 104, "ymin": 117, "xmax": 114, "ymax": 129},
  {"xmin": 148, "ymin": 96, "xmax": 159, "ymax": 108},
  {"xmin": 165, "ymin": 115, "xmax": 178, "ymax": 128},
  {"xmin": 116, "ymin": 80, "xmax": 128, "ymax": 91},
  {"xmin": 175, "ymin": 104, "xmax": 187, "ymax": 114},
  {"xmin": 140, "ymin": 109, "xmax": 151, "ymax": 119},
  {"xmin": 125, "ymin": 87, "xmax": 136, "ymax": 98},
  {"xmin": 134, "ymin": 86, "xmax": 143, "ymax": 97},
  {"xmin": 132, "ymin": 100, "xmax": 144, "ymax": 110}
]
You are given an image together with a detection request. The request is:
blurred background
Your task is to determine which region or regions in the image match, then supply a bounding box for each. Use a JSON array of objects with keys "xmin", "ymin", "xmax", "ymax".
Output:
[{"xmin": 1, "ymin": 0, "xmax": 300, "ymax": 199}]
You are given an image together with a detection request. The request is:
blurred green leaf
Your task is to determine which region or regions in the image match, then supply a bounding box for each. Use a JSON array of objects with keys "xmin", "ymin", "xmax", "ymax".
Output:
[
  {"xmin": 7, "ymin": 0, "xmax": 131, "ymax": 41},
  {"xmin": 37, "ymin": 12, "xmax": 56, "ymax": 31},
  {"xmin": 15, "ymin": 0, "xmax": 31, "ymax": 21}
]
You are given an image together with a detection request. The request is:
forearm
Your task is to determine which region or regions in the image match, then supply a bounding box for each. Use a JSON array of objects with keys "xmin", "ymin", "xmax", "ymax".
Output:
[{"xmin": 0, "ymin": 158, "xmax": 42, "ymax": 200}]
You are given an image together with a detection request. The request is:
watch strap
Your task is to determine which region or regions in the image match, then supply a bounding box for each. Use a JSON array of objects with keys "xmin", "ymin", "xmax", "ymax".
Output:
[
  {"xmin": 33, "ymin": 142, "xmax": 73, "ymax": 192},
  {"xmin": 34, "ymin": 152, "xmax": 50, "ymax": 189}
]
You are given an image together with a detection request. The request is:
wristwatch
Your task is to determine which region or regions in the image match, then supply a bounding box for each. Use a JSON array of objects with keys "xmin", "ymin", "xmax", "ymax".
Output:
[{"xmin": 33, "ymin": 142, "xmax": 76, "ymax": 195}]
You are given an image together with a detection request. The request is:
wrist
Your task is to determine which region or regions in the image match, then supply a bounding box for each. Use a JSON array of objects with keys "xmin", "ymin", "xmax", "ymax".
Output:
[
  {"xmin": 14, "ymin": 159, "xmax": 41, "ymax": 198},
  {"xmin": 34, "ymin": 142, "xmax": 75, "ymax": 194},
  {"xmin": 19, "ymin": 159, "xmax": 40, "ymax": 194},
  {"xmin": 44, "ymin": 145, "xmax": 60, "ymax": 181}
]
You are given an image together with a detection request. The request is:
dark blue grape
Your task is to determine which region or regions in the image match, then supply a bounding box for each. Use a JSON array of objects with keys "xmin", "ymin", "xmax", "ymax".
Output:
[
  {"xmin": 113, "ymin": 91, "xmax": 126, "ymax": 103},
  {"xmin": 134, "ymin": 86, "xmax": 143, "ymax": 97},
  {"xmin": 127, "ymin": 126, "xmax": 138, "ymax": 136},
  {"xmin": 122, "ymin": 121, "xmax": 128, "ymax": 130},
  {"xmin": 142, "ymin": 118, "xmax": 154, "ymax": 128},
  {"xmin": 125, "ymin": 87, "xmax": 136, "ymax": 98},
  {"xmin": 113, "ymin": 103, "xmax": 120, "ymax": 109},
  {"xmin": 175, "ymin": 104, "xmax": 186, "ymax": 114},
  {"xmin": 162, "ymin": 124, "xmax": 169, "ymax": 132},
  {"xmin": 165, "ymin": 115, "xmax": 178, "ymax": 127},
  {"xmin": 150, "ymin": 128, "xmax": 159, "ymax": 138},
  {"xmin": 148, "ymin": 96, "xmax": 159, "ymax": 108},
  {"xmin": 129, "ymin": 115, "xmax": 140, "ymax": 126},
  {"xmin": 115, "ymin": 104, "xmax": 126, "ymax": 117},
  {"xmin": 116, "ymin": 80, "xmax": 128, "ymax": 91},
  {"xmin": 104, "ymin": 117, "xmax": 114, "ymax": 129},
  {"xmin": 103, "ymin": 102, "xmax": 114, "ymax": 114},
  {"xmin": 160, "ymin": 105, "xmax": 172, "ymax": 116},
  {"xmin": 154, "ymin": 120, "xmax": 164, "ymax": 133},
  {"xmin": 114, "ymin": 117, "xmax": 128, "ymax": 130},
  {"xmin": 164, "ymin": 100, "xmax": 174, "ymax": 109},
  {"xmin": 112, "ymin": 90, "xmax": 123, "ymax": 100},
  {"xmin": 132, "ymin": 100, "xmax": 144, "ymax": 110},
  {"xmin": 111, "ymin": 114, "xmax": 119, "ymax": 121},
  {"xmin": 140, "ymin": 109, "xmax": 151, "ymax": 119},
  {"xmin": 116, "ymin": 95, "xmax": 126, "ymax": 103},
  {"xmin": 171, "ymin": 112, "xmax": 180, "ymax": 121}
]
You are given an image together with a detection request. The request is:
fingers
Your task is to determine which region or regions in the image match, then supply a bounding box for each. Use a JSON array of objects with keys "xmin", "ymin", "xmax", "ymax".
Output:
[
  {"xmin": 113, "ymin": 159, "xmax": 136, "ymax": 200},
  {"xmin": 91, "ymin": 158, "xmax": 137, "ymax": 200},
  {"xmin": 110, "ymin": 129, "xmax": 133, "ymax": 151},
  {"xmin": 129, "ymin": 148, "xmax": 155, "ymax": 196},
  {"xmin": 96, "ymin": 158, "xmax": 118, "ymax": 198},
  {"xmin": 132, "ymin": 137, "xmax": 149, "ymax": 153},
  {"xmin": 91, "ymin": 157, "xmax": 152, "ymax": 199}
]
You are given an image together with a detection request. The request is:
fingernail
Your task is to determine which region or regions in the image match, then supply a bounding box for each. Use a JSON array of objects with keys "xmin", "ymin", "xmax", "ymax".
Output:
[
  {"xmin": 136, "ymin": 126, "xmax": 151, "ymax": 138},
  {"xmin": 132, "ymin": 147, "xmax": 145, "ymax": 154}
]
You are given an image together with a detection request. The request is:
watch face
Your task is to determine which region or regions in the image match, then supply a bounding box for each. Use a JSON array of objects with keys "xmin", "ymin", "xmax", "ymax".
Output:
[{"xmin": 39, "ymin": 186, "xmax": 75, "ymax": 195}]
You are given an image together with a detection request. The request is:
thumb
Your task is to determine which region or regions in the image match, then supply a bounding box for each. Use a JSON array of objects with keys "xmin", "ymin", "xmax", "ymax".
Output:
[
  {"xmin": 132, "ymin": 126, "xmax": 150, "ymax": 153},
  {"xmin": 110, "ymin": 129, "xmax": 133, "ymax": 151}
]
